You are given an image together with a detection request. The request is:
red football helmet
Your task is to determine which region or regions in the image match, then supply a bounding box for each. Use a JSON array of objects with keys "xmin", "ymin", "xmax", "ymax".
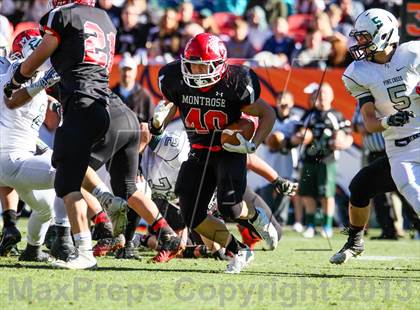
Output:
[
  {"xmin": 11, "ymin": 28, "xmax": 42, "ymax": 60},
  {"xmin": 49, "ymin": 0, "xmax": 96, "ymax": 8},
  {"xmin": 181, "ymin": 33, "xmax": 228, "ymax": 88}
]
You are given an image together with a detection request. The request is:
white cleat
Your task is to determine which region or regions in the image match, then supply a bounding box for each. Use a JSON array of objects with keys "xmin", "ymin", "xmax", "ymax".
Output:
[
  {"xmin": 252, "ymin": 207, "xmax": 278, "ymax": 250},
  {"xmin": 292, "ymin": 222, "xmax": 304, "ymax": 233},
  {"xmin": 96, "ymin": 192, "xmax": 128, "ymax": 236},
  {"xmin": 52, "ymin": 250, "xmax": 97, "ymax": 270},
  {"xmin": 225, "ymin": 248, "xmax": 254, "ymax": 274},
  {"xmin": 302, "ymin": 226, "xmax": 315, "ymax": 238}
]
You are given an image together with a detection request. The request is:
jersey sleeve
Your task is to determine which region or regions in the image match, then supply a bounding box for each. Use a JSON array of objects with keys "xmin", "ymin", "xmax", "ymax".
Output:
[
  {"xmin": 158, "ymin": 65, "xmax": 177, "ymax": 104},
  {"xmin": 39, "ymin": 8, "xmax": 66, "ymax": 44},
  {"xmin": 149, "ymin": 131, "xmax": 188, "ymax": 162},
  {"xmin": 342, "ymin": 63, "xmax": 374, "ymax": 107},
  {"xmin": 237, "ymin": 67, "xmax": 261, "ymax": 106}
]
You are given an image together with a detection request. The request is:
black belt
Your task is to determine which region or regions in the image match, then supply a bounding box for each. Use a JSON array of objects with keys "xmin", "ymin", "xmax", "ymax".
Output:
[{"xmin": 395, "ymin": 132, "xmax": 420, "ymax": 147}]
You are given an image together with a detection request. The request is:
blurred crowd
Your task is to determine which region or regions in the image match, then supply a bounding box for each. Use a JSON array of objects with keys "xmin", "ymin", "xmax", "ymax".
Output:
[{"xmin": 0, "ymin": 0, "xmax": 404, "ymax": 68}]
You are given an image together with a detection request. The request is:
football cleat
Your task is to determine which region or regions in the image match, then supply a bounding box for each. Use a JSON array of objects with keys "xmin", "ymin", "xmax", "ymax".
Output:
[
  {"xmin": 225, "ymin": 247, "xmax": 254, "ymax": 274},
  {"xmin": 0, "ymin": 225, "xmax": 22, "ymax": 256},
  {"xmin": 44, "ymin": 225, "xmax": 56, "ymax": 250},
  {"xmin": 52, "ymin": 250, "xmax": 97, "ymax": 270},
  {"xmin": 19, "ymin": 244, "xmax": 51, "ymax": 262},
  {"xmin": 251, "ymin": 207, "xmax": 278, "ymax": 250},
  {"xmin": 93, "ymin": 235, "xmax": 125, "ymax": 257},
  {"xmin": 151, "ymin": 248, "xmax": 180, "ymax": 263},
  {"xmin": 156, "ymin": 228, "xmax": 183, "ymax": 253},
  {"xmin": 330, "ymin": 238, "xmax": 365, "ymax": 264},
  {"xmin": 96, "ymin": 192, "xmax": 128, "ymax": 236},
  {"xmin": 114, "ymin": 241, "xmax": 139, "ymax": 259},
  {"xmin": 91, "ymin": 221, "xmax": 114, "ymax": 241},
  {"xmin": 50, "ymin": 226, "xmax": 76, "ymax": 261}
]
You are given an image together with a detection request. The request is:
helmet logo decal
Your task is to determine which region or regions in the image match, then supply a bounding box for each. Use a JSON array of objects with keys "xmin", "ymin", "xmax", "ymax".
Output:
[{"xmin": 371, "ymin": 16, "xmax": 383, "ymax": 29}]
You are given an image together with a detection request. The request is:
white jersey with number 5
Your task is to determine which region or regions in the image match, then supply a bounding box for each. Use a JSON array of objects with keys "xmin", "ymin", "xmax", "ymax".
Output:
[
  {"xmin": 0, "ymin": 60, "xmax": 48, "ymax": 154},
  {"xmin": 342, "ymin": 41, "xmax": 419, "ymax": 144},
  {"xmin": 343, "ymin": 40, "xmax": 420, "ymax": 214}
]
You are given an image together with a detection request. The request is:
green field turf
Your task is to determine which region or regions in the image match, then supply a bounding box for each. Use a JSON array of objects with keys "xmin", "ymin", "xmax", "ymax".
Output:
[{"xmin": 0, "ymin": 220, "xmax": 419, "ymax": 310}]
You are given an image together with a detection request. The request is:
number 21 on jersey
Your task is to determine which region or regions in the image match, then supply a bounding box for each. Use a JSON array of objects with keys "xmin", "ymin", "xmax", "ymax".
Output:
[{"xmin": 83, "ymin": 21, "xmax": 115, "ymax": 73}]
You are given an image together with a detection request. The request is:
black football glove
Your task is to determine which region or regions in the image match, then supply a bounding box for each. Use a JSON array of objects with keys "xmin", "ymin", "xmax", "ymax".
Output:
[
  {"xmin": 3, "ymin": 81, "xmax": 21, "ymax": 99},
  {"xmin": 272, "ymin": 177, "xmax": 298, "ymax": 196},
  {"xmin": 386, "ymin": 111, "xmax": 416, "ymax": 127}
]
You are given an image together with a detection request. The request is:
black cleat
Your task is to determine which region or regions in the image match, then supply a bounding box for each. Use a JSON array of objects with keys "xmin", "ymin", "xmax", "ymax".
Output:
[
  {"xmin": 92, "ymin": 221, "xmax": 113, "ymax": 241},
  {"xmin": 115, "ymin": 241, "xmax": 139, "ymax": 259},
  {"xmin": 50, "ymin": 226, "xmax": 76, "ymax": 261},
  {"xmin": 9, "ymin": 245, "xmax": 20, "ymax": 256},
  {"xmin": 330, "ymin": 238, "xmax": 365, "ymax": 264},
  {"xmin": 158, "ymin": 230, "xmax": 182, "ymax": 252},
  {"xmin": 19, "ymin": 244, "xmax": 51, "ymax": 262},
  {"xmin": 0, "ymin": 225, "xmax": 22, "ymax": 256},
  {"xmin": 44, "ymin": 225, "xmax": 57, "ymax": 250}
]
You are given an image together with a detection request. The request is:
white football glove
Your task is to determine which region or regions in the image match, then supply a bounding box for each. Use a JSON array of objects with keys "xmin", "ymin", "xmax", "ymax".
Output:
[
  {"xmin": 152, "ymin": 100, "xmax": 174, "ymax": 129},
  {"xmin": 26, "ymin": 67, "xmax": 60, "ymax": 98},
  {"xmin": 222, "ymin": 133, "xmax": 256, "ymax": 154}
]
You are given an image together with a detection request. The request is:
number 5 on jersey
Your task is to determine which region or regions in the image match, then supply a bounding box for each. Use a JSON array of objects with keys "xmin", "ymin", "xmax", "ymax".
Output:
[{"xmin": 83, "ymin": 21, "xmax": 115, "ymax": 73}]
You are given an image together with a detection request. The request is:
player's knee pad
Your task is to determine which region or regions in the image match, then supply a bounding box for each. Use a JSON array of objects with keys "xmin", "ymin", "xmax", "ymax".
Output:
[
  {"xmin": 218, "ymin": 201, "xmax": 244, "ymax": 221},
  {"xmin": 348, "ymin": 168, "xmax": 373, "ymax": 207}
]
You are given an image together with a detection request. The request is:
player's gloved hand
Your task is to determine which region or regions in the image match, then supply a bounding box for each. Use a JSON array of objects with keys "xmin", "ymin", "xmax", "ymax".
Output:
[
  {"xmin": 222, "ymin": 133, "xmax": 256, "ymax": 154},
  {"xmin": 152, "ymin": 100, "xmax": 174, "ymax": 129},
  {"xmin": 272, "ymin": 177, "xmax": 298, "ymax": 196},
  {"xmin": 26, "ymin": 67, "xmax": 60, "ymax": 98},
  {"xmin": 381, "ymin": 110, "xmax": 416, "ymax": 129},
  {"xmin": 3, "ymin": 62, "xmax": 30, "ymax": 98},
  {"xmin": 3, "ymin": 80, "xmax": 21, "ymax": 99}
]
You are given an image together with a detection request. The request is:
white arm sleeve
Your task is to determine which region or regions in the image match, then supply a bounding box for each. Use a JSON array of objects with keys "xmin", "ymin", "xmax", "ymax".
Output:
[{"xmin": 342, "ymin": 63, "xmax": 373, "ymax": 105}]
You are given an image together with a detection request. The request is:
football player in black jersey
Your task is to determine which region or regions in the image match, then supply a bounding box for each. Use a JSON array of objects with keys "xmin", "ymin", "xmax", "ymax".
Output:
[
  {"xmin": 150, "ymin": 33, "xmax": 276, "ymax": 273},
  {"xmin": 4, "ymin": 0, "xmax": 182, "ymax": 269}
]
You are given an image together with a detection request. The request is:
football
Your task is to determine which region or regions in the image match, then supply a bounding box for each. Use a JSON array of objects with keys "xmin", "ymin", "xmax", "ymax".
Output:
[{"xmin": 221, "ymin": 118, "xmax": 255, "ymax": 146}]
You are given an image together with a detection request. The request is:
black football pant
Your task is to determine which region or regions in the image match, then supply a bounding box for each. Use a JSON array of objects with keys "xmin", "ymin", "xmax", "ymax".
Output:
[
  {"xmin": 89, "ymin": 97, "xmax": 140, "ymax": 200},
  {"xmin": 175, "ymin": 149, "xmax": 247, "ymax": 229},
  {"xmin": 53, "ymin": 96, "xmax": 140, "ymax": 200},
  {"xmin": 368, "ymin": 151, "xmax": 396, "ymax": 238}
]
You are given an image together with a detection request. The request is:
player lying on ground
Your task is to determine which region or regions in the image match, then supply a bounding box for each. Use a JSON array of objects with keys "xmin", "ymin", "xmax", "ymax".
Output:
[{"xmin": 330, "ymin": 8, "xmax": 419, "ymax": 264}]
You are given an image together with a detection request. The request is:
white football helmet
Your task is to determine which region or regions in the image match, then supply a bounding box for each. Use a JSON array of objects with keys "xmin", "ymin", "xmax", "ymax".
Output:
[{"xmin": 349, "ymin": 8, "xmax": 399, "ymax": 60}]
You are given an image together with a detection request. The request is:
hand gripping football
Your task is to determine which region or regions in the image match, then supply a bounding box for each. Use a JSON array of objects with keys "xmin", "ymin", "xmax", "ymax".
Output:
[{"xmin": 221, "ymin": 118, "xmax": 255, "ymax": 146}]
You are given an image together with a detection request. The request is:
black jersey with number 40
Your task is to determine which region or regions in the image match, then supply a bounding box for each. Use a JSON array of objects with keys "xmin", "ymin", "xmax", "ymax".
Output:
[
  {"xmin": 40, "ymin": 3, "xmax": 116, "ymax": 107},
  {"xmin": 158, "ymin": 60, "xmax": 261, "ymax": 148}
]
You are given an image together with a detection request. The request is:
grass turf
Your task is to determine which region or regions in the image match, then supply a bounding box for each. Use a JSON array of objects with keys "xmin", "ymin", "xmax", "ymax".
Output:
[{"xmin": 0, "ymin": 220, "xmax": 419, "ymax": 310}]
